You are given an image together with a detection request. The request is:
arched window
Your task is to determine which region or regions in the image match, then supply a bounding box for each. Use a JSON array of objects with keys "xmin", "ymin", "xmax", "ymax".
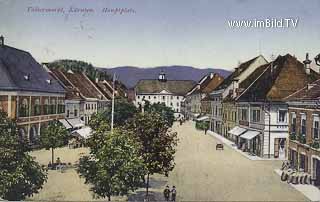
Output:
[
  {"xmin": 34, "ymin": 98, "xmax": 40, "ymax": 116},
  {"xmin": 51, "ymin": 99, "xmax": 56, "ymax": 114},
  {"xmin": 19, "ymin": 98, "xmax": 29, "ymax": 117},
  {"xmin": 44, "ymin": 98, "xmax": 49, "ymax": 115}
]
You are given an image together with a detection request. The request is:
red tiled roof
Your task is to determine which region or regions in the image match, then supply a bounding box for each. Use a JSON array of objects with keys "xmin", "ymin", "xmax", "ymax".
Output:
[{"xmin": 285, "ymin": 79, "xmax": 320, "ymax": 101}]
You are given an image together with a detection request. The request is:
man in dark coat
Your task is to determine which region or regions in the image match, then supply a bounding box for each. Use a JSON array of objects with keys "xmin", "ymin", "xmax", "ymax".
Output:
[{"xmin": 163, "ymin": 185, "xmax": 170, "ymax": 201}]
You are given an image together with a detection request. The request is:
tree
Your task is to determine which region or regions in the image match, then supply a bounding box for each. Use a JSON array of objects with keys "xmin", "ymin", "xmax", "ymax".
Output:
[
  {"xmin": 144, "ymin": 101, "xmax": 175, "ymax": 127},
  {"xmin": 39, "ymin": 120, "xmax": 68, "ymax": 164},
  {"xmin": 0, "ymin": 111, "xmax": 47, "ymax": 200},
  {"xmin": 89, "ymin": 99, "xmax": 138, "ymax": 130},
  {"xmin": 126, "ymin": 112, "xmax": 178, "ymax": 197},
  {"xmin": 77, "ymin": 128, "xmax": 146, "ymax": 201}
]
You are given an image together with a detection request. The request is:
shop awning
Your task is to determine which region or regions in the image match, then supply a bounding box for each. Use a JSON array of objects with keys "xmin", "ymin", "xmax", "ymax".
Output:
[
  {"xmin": 241, "ymin": 130, "xmax": 260, "ymax": 140},
  {"xmin": 72, "ymin": 127, "xmax": 92, "ymax": 139},
  {"xmin": 67, "ymin": 118, "xmax": 85, "ymax": 128},
  {"xmin": 196, "ymin": 116, "xmax": 209, "ymax": 121},
  {"xmin": 193, "ymin": 113, "xmax": 200, "ymax": 118},
  {"xmin": 228, "ymin": 126, "xmax": 247, "ymax": 136},
  {"xmin": 59, "ymin": 119, "xmax": 72, "ymax": 129}
]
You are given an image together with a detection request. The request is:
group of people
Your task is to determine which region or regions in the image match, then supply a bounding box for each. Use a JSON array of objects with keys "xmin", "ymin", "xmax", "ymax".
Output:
[{"xmin": 163, "ymin": 185, "xmax": 176, "ymax": 201}]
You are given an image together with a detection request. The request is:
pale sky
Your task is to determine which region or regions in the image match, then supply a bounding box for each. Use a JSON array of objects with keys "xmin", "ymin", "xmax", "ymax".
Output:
[{"xmin": 1, "ymin": 0, "xmax": 320, "ymax": 70}]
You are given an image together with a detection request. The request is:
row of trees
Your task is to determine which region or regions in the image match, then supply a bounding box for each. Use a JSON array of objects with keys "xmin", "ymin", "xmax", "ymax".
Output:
[{"xmin": 77, "ymin": 99, "xmax": 178, "ymax": 201}]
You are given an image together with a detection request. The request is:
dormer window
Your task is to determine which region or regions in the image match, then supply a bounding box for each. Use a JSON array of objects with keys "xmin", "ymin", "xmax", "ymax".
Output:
[
  {"xmin": 46, "ymin": 79, "xmax": 51, "ymax": 84},
  {"xmin": 24, "ymin": 74, "xmax": 30, "ymax": 80}
]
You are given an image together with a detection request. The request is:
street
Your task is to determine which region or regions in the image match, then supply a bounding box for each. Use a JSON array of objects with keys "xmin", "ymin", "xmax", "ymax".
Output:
[{"xmin": 159, "ymin": 121, "xmax": 308, "ymax": 201}]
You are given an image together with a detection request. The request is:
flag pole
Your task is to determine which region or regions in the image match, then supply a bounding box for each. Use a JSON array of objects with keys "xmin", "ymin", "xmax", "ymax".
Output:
[{"xmin": 111, "ymin": 73, "xmax": 115, "ymax": 133}]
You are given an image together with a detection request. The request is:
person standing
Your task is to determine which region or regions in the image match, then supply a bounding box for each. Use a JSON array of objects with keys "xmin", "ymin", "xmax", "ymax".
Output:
[
  {"xmin": 163, "ymin": 185, "xmax": 170, "ymax": 201},
  {"xmin": 171, "ymin": 186, "xmax": 176, "ymax": 201}
]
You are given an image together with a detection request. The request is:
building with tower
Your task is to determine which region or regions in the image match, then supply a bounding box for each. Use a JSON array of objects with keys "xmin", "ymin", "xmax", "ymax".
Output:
[{"xmin": 134, "ymin": 71, "xmax": 195, "ymax": 119}]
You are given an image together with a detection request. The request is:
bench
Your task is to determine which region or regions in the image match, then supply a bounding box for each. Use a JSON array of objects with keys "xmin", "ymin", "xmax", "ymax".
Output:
[{"xmin": 216, "ymin": 143, "xmax": 224, "ymax": 150}]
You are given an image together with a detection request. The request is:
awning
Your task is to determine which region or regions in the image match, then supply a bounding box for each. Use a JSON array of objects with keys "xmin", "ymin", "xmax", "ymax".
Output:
[
  {"xmin": 228, "ymin": 126, "xmax": 247, "ymax": 136},
  {"xmin": 72, "ymin": 127, "xmax": 92, "ymax": 139},
  {"xmin": 67, "ymin": 118, "xmax": 85, "ymax": 128},
  {"xmin": 59, "ymin": 119, "xmax": 72, "ymax": 129},
  {"xmin": 241, "ymin": 130, "xmax": 260, "ymax": 140},
  {"xmin": 196, "ymin": 116, "xmax": 209, "ymax": 121}
]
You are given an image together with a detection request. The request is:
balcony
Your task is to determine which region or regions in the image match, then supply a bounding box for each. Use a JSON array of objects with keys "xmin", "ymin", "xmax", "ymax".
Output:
[
  {"xmin": 309, "ymin": 140, "xmax": 320, "ymax": 149},
  {"xmin": 289, "ymin": 133, "xmax": 296, "ymax": 141},
  {"xmin": 297, "ymin": 134, "xmax": 306, "ymax": 144}
]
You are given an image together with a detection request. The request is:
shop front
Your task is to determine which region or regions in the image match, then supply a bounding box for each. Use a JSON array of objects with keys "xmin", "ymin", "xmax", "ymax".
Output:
[{"xmin": 239, "ymin": 130, "xmax": 260, "ymax": 156}]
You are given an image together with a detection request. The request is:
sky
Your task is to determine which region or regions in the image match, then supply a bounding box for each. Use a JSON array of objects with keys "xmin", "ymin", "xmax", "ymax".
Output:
[{"xmin": 1, "ymin": 0, "xmax": 320, "ymax": 70}]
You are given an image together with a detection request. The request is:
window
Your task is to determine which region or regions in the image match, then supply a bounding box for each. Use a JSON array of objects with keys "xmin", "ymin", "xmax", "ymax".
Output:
[
  {"xmin": 313, "ymin": 115, "xmax": 319, "ymax": 139},
  {"xmin": 50, "ymin": 99, "xmax": 56, "ymax": 114},
  {"xmin": 74, "ymin": 109, "xmax": 78, "ymax": 117},
  {"xmin": 33, "ymin": 98, "xmax": 41, "ymax": 116},
  {"xmin": 162, "ymin": 96, "xmax": 165, "ymax": 100},
  {"xmin": 154, "ymin": 96, "xmax": 156, "ymax": 99},
  {"xmin": 240, "ymin": 109, "xmax": 248, "ymax": 121},
  {"xmin": 278, "ymin": 110, "xmax": 287, "ymax": 123},
  {"xmin": 88, "ymin": 104, "xmax": 90, "ymax": 110},
  {"xmin": 43, "ymin": 98, "xmax": 49, "ymax": 115},
  {"xmin": 291, "ymin": 113, "xmax": 297, "ymax": 134},
  {"xmin": 177, "ymin": 96, "xmax": 179, "ymax": 100},
  {"xmin": 19, "ymin": 98, "xmax": 29, "ymax": 117},
  {"xmin": 252, "ymin": 109, "xmax": 261, "ymax": 122},
  {"xmin": 58, "ymin": 99, "xmax": 65, "ymax": 113},
  {"xmin": 301, "ymin": 114, "xmax": 306, "ymax": 136},
  {"xmin": 170, "ymin": 102, "xmax": 173, "ymax": 106},
  {"xmin": 67, "ymin": 110, "xmax": 70, "ymax": 118},
  {"xmin": 177, "ymin": 102, "xmax": 179, "ymax": 107},
  {"xmin": 143, "ymin": 96, "xmax": 145, "ymax": 99},
  {"xmin": 215, "ymin": 106, "xmax": 218, "ymax": 116},
  {"xmin": 148, "ymin": 96, "xmax": 151, "ymax": 99},
  {"xmin": 138, "ymin": 96, "xmax": 140, "ymax": 99}
]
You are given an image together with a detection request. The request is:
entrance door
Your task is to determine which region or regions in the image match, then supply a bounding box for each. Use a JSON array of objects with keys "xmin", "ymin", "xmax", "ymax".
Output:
[
  {"xmin": 314, "ymin": 158, "xmax": 320, "ymax": 186},
  {"xmin": 274, "ymin": 138, "xmax": 279, "ymax": 158},
  {"xmin": 278, "ymin": 138, "xmax": 286, "ymax": 159}
]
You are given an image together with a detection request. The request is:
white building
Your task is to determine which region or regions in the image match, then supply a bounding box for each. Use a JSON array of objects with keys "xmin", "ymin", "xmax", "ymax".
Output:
[
  {"xmin": 134, "ymin": 72, "xmax": 195, "ymax": 119},
  {"xmin": 235, "ymin": 54, "xmax": 319, "ymax": 159}
]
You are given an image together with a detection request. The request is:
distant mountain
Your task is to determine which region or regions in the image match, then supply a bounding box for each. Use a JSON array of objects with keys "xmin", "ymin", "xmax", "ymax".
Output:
[{"xmin": 98, "ymin": 66, "xmax": 231, "ymax": 88}]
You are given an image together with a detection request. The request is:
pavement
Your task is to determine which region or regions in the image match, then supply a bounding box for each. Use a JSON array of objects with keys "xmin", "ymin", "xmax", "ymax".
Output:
[{"xmin": 274, "ymin": 169, "xmax": 320, "ymax": 202}]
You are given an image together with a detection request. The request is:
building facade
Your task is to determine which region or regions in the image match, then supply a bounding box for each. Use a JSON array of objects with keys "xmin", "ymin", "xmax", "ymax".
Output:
[
  {"xmin": 286, "ymin": 79, "xmax": 320, "ymax": 186},
  {"xmin": 235, "ymin": 54, "xmax": 320, "ymax": 158},
  {"xmin": 0, "ymin": 39, "xmax": 66, "ymax": 144},
  {"xmin": 210, "ymin": 55, "xmax": 268, "ymax": 136},
  {"xmin": 134, "ymin": 72, "xmax": 195, "ymax": 119},
  {"xmin": 185, "ymin": 73, "xmax": 224, "ymax": 120},
  {"xmin": 50, "ymin": 69, "xmax": 108, "ymax": 125}
]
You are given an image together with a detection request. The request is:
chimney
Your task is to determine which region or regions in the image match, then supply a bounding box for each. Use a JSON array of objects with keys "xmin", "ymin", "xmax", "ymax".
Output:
[
  {"xmin": 95, "ymin": 77, "xmax": 99, "ymax": 83},
  {"xmin": 210, "ymin": 72, "xmax": 214, "ymax": 79},
  {"xmin": 0, "ymin": 35, "xmax": 4, "ymax": 47},
  {"xmin": 303, "ymin": 53, "xmax": 312, "ymax": 75}
]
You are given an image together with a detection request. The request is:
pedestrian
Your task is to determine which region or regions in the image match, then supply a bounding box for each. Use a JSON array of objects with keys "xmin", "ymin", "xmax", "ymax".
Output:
[
  {"xmin": 171, "ymin": 186, "xmax": 176, "ymax": 201},
  {"xmin": 204, "ymin": 127, "xmax": 208, "ymax": 135},
  {"xmin": 163, "ymin": 185, "xmax": 170, "ymax": 201}
]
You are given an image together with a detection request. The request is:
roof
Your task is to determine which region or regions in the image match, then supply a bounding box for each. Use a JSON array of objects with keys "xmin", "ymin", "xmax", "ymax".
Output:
[
  {"xmin": 135, "ymin": 79, "xmax": 196, "ymax": 95},
  {"xmin": 50, "ymin": 70, "xmax": 82, "ymax": 100},
  {"xmin": 0, "ymin": 45, "xmax": 65, "ymax": 93},
  {"xmin": 215, "ymin": 55, "xmax": 261, "ymax": 91},
  {"xmin": 285, "ymin": 79, "xmax": 320, "ymax": 101},
  {"xmin": 51, "ymin": 69, "xmax": 105, "ymax": 99},
  {"xmin": 237, "ymin": 54, "xmax": 320, "ymax": 102},
  {"xmin": 190, "ymin": 73, "xmax": 224, "ymax": 95}
]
